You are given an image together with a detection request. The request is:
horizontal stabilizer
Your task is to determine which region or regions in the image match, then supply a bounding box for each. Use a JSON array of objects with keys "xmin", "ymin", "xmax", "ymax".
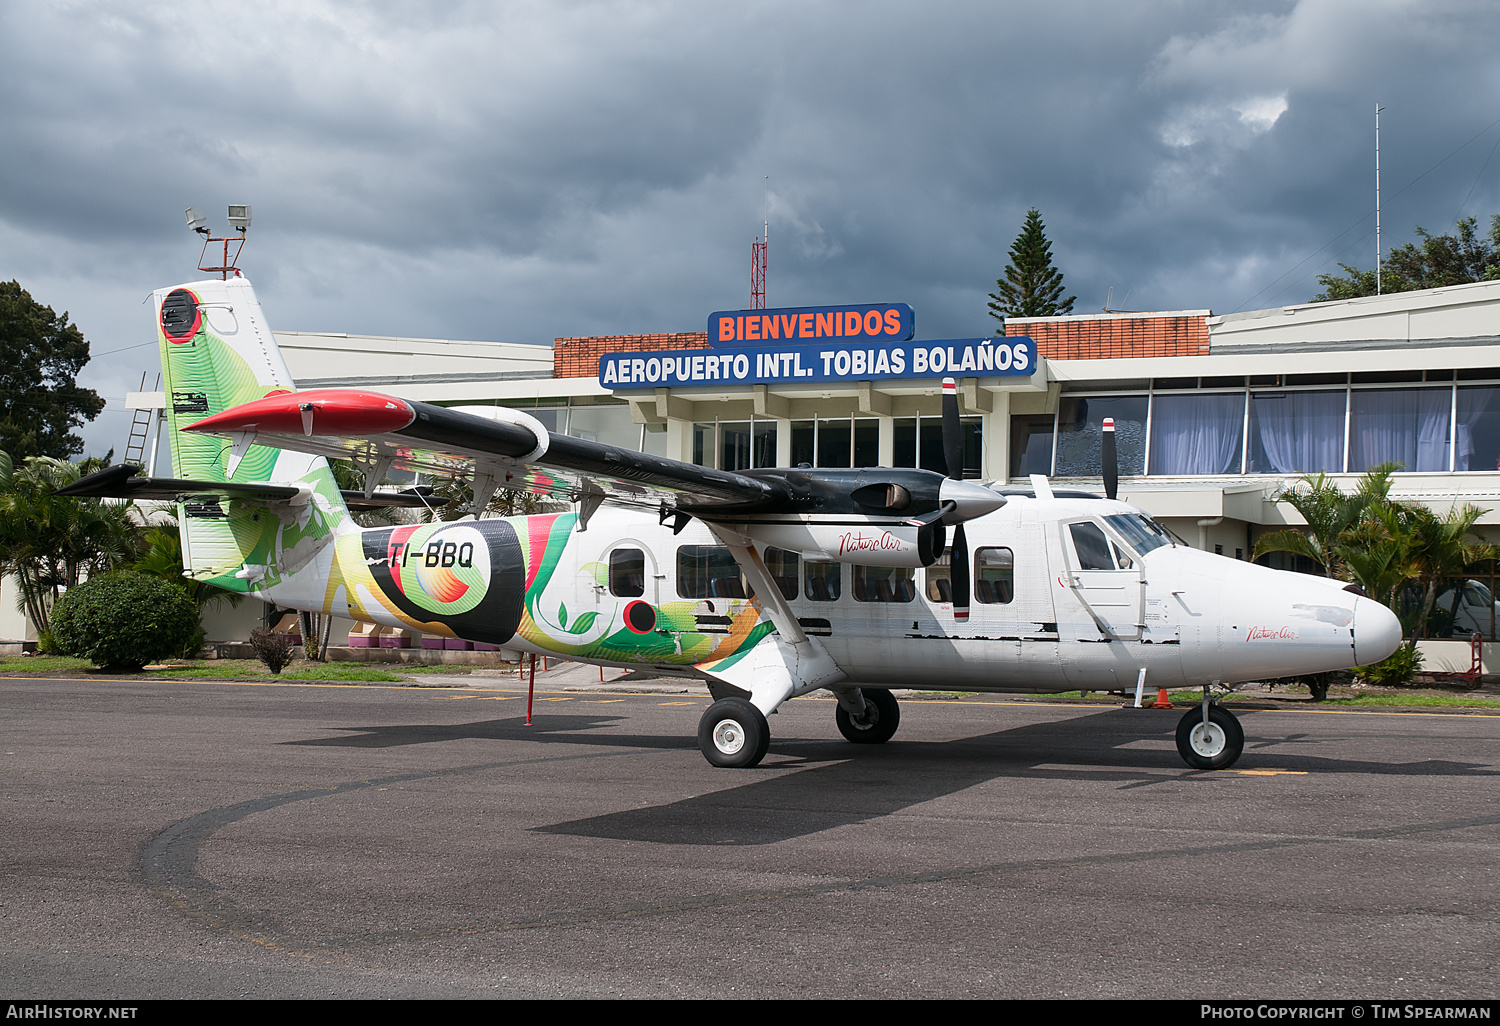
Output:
[{"xmin": 55, "ymin": 464, "xmax": 307, "ymax": 503}]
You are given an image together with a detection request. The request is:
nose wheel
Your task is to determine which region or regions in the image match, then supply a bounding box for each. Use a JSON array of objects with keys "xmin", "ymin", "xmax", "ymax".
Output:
[{"xmin": 1174, "ymin": 703, "xmax": 1244, "ymax": 770}]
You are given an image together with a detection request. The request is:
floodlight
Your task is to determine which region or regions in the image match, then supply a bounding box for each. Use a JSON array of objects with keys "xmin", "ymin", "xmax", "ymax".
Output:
[
  {"xmin": 185, "ymin": 206, "xmax": 208, "ymax": 232},
  {"xmin": 226, "ymin": 204, "xmax": 252, "ymax": 230}
]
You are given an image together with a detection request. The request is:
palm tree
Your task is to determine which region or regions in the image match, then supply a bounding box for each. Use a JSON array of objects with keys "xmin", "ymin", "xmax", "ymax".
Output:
[
  {"xmin": 0, "ymin": 453, "xmax": 138, "ymax": 636},
  {"xmin": 1253, "ymin": 464, "xmax": 1397, "ymax": 577},
  {"xmin": 1375, "ymin": 501, "xmax": 1498, "ymax": 642}
]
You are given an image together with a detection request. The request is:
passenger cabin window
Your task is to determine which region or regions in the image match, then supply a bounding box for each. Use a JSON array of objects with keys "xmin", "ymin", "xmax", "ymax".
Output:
[
  {"xmin": 975, "ymin": 547, "xmax": 1014, "ymax": 604},
  {"xmin": 676, "ymin": 545, "xmax": 752, "ymax": 599},
  {"xmin": 805, "ymin": 561, "xmax": 842, "ymax": 602},
  {"xmin": 853, "ymin": 565, "xmax": 915, "ymax": 603},
  {"xmin": 609, "ymin": 548, "xmax": 645, "ymax": 597},
  {"xmin": 763, "ymin": 547, "xmax": 799, "ymax": 601},
  {"xmin": 925, "ymin": 555, "xmax": 953, "ymax": 603}
]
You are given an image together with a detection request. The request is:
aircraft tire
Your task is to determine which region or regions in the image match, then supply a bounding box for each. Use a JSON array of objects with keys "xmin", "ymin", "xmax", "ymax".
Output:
[
  {"xmin": 698, "ymin": 698, "xmax": 770, "ymax": 768},
  {"xmin": 835, "ymin": 688, "xmax": 901, "ymax": 745},
  {"xmin": 1174, "ymin": 704, "xmax": 1244, "ymax": 770}
]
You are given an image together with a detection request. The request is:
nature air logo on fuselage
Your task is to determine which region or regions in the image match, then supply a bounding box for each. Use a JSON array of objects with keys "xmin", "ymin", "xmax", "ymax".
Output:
[
  {"xmin": 838, "ymin": 530, "xmax": 907, "ymax": 557},
  {"xmin": 1246, "ymin": 626, "xmax": 1298, "ymax": 642},
  {"xmin": 385, "ymin": 524, "xmax": 490, "ymax": 612}
]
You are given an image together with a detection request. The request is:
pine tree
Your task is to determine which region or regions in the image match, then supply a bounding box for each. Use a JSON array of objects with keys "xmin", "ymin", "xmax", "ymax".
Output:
[{"xmin": 988, "ymin": 208, "xmax": 1076, "ymax": 328}]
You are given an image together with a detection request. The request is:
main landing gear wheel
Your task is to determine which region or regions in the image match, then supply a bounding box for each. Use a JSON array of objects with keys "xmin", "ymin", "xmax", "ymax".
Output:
[
  {"xmin": 835, "ymin": 688, "xmax": 901, "ymax": 745},
  {"xmin": 1174, "ymin": 704, "xmax": 1245, "ymax": 770},
  {"xmin": 698, "ymin": 698, "xmax": 771, "ymax": 768}
]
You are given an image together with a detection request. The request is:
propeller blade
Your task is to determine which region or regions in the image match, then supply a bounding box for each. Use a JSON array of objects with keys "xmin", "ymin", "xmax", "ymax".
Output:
[
  {"xmin": 942, "ymin": 377, "xmax": 963, "ymax": 481},
  {"xmin": 942, "ymin": 378, "xmax": 973, "ymax": 621},
  {"xmin": 1101, "ymin": 416, "xmax": 1118, "ymax": 500},
  {"xmin": 951, "ymin": 522, "xmax": 970, "ymax": 622}
]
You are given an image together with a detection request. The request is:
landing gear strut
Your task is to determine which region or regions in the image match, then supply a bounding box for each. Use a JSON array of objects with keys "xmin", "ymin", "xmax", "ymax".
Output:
[
  {"xmin": 834, "ymin": 688, "xmax": 901, "ymax": 745},
  {"xmin": 1174, "ymin": 693, "xmax": 1244, "ymax": 770},
  {"xmin": 698, "ymin": 698, "xmax": 770, "ymax": 768}
]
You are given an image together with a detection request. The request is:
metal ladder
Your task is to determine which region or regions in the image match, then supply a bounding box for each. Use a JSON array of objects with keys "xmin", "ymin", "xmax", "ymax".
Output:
[{"xmin": 122, "ymin": 371, "xmax": 159, "ymax": 467}]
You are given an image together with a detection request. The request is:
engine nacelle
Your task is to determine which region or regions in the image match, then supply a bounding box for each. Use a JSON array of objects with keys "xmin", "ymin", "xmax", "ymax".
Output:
[{"xmin": 745, "ymin": 519, "xmax": 944, "ymax": 567}]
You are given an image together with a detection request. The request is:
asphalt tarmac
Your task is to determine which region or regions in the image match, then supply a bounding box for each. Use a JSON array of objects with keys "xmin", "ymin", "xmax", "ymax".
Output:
[{"xmin": 2, "ymin": 674, "xmax": 1497, "ymax": 1000}]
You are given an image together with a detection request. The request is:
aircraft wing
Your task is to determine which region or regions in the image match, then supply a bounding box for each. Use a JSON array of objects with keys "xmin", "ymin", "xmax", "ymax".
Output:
[{"xmin": 180, "ymin": 388, "xmax": 788, "ymax": 516}]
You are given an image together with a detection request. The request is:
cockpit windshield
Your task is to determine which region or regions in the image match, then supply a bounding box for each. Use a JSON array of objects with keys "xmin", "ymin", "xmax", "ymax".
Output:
[{"xmin": 1104, "ymin": 513, "xmax": 1170, "ymax": 555}]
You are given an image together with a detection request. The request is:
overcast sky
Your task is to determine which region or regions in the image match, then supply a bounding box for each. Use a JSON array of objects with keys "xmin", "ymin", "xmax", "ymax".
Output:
[{"xmin": 4, "ymin": 0, "xmax": 1500, "ymax": 458}]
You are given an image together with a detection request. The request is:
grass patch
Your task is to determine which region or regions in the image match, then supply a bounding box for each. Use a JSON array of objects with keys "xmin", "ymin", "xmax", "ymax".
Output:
[
  {"xmin": 398, "ymin": 663, "xmax": 479, "ymax": 674},
  {"xmin": 1316, "ymin": 693, "xmax": 1500, "ymax": 709},
  {"xmin": 0, "ymin": 654, "xmax": 93, "ymax": 672},
  {"xmin": 275, "ymin": 663, "xmax": 408, "ymax": 682},
  {"xmin": 148, "ymin": 659, "xmax": 267, "ymax": 678}
]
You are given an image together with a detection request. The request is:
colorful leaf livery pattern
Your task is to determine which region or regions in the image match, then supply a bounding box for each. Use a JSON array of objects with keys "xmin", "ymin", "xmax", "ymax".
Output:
[
  {"xmin": 332, "ymin": 510, "xmax": 776, "ymax": 666},
  {"xmin": 160, "ymin": 277, "xmax": 781, "ymax": 673},
  {"xmin": 155, "ymin": 278, "xmax": 347, "ymax": 593}
]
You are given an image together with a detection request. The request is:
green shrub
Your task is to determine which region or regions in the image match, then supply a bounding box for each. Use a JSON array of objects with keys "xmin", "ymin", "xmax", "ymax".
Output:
[
  {"xmin": 1353, "ymin": 641, "xmax": 1425, "ymax": 687},
  {"xmin": 248, "ymin": 627, "xmax": 294, "ymax": 674},
  {"xmin": 35, "ymin": 629, "xmax": 62, "ymax": 655},
  {"xmin": 51, "ymin": 572, "xmax": 200, "ymax": 671}
]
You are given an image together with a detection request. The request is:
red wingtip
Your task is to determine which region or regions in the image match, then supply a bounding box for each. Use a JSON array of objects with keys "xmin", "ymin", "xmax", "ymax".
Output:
[{"xmin": 184, "ymin": 388, "xmax": 416, "ymax": 437}]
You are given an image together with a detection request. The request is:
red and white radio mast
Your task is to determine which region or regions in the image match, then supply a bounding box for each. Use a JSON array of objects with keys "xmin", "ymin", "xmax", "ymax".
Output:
[{"xmin": 750, "ymin": 177, "xmax": 767, "ymax": 309}]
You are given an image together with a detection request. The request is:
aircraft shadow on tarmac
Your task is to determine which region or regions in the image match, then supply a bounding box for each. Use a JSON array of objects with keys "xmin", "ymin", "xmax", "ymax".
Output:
[{"xmin": 286, "ymin": 708, "xmax": 1499, "ymax": 847}]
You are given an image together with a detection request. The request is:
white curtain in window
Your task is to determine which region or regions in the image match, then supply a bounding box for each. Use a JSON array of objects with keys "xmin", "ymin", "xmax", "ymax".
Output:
[
  {"xmin": 1250, "ymin": 390, "xmax": 1344, "ymax": 473},
  {"xmin": 1456, "ymin": 386, "xmax": 1498, "ymax": 472},
  {"xmin": 1149, "ymin": 393, "xmax": 1245, "ymax": 475},
  {"xmin": 1348, "ymin": 388, "xmax": 1450, "ymax": 473}
]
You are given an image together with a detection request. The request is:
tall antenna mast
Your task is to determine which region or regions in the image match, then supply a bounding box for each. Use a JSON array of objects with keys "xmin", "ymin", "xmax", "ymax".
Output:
[
  {"xmin": 1376, "ymin": 103, "xmax": 1384, "ymax": 296},
  {"xmin": 751, "ymin": 176, "xmax": 768, "ymax": 309}
]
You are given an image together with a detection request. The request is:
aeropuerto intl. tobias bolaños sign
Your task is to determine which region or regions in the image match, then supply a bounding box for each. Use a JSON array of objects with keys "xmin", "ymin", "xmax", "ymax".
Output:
[{"xmin": 600, "ymin": 302, "xmax": 1036, "ymax": 389}]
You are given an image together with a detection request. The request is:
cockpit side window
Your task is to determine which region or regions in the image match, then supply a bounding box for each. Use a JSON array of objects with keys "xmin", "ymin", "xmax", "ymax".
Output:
[{"xmin": 1068, "ymin": 522, "xmax": 1116, "ymax": 571}]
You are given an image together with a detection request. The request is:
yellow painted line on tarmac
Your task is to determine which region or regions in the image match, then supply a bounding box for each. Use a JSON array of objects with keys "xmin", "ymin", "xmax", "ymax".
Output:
[
  {"xmin": 582, "ymin": 699, "xmax": 625, "ymax": 704},
  {"xmin": 658, "ymin": 701, "xmax": 700, "ymax": 706},
  {"xmin": 1230, "ymin": 769, "xmax": 1309, "ymax": 776}
]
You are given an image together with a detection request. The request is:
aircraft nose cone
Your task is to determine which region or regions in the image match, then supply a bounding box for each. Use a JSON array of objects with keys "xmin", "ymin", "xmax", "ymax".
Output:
[{"xmin": 1353, "ymin": 597, "xmax": 1403, "ymax": 666}]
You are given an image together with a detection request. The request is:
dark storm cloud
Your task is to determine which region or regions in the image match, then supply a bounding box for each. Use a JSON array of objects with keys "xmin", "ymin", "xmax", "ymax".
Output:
[{"xmin": 2, "ymin": 1, "xmax": 1499, "ymax": 457}]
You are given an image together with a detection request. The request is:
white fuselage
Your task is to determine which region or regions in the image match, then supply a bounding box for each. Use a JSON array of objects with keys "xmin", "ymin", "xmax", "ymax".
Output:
[{"xmin": 496, "ymin": 494, "xmax": 1401, "ymax": 693}]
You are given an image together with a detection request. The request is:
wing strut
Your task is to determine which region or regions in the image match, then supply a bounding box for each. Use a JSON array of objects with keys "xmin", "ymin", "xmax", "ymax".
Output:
[{"xmin": 698, "ymin": 525, "xmax": 846, "ymax": 715}]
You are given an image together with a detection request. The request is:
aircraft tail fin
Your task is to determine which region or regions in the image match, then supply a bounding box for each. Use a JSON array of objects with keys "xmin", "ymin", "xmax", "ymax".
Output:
[{"xmin": 154, "ymin": 276, "xmax": 352, "ymax": 592}]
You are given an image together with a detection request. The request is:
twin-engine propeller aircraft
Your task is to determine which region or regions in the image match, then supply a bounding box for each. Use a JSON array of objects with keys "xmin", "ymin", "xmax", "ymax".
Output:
[{"xmin": 63, "ymin": 276, "xmax": 1404, "ymax": 770}]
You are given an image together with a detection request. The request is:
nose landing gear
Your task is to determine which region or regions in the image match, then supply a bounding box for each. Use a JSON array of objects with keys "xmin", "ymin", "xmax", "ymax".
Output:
[{"xmin": 1174, "ymin": 691, "xmax": 1244, "ymax": 770}]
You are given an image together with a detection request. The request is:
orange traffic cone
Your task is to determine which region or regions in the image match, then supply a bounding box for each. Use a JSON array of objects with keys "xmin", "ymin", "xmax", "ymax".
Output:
[{"xmin": 1150, "ymin": 687, "xmax": 1174, "ymax": 709}]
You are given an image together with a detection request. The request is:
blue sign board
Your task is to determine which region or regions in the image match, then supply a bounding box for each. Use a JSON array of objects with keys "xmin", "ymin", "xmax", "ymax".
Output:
[
  {"xmin": 599, "ymin": 336, "xmax": 1036, "ymax": 389},
  {"xmin": 708, "ymin": 303, "xmax": 915, "ymax": 345}
]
